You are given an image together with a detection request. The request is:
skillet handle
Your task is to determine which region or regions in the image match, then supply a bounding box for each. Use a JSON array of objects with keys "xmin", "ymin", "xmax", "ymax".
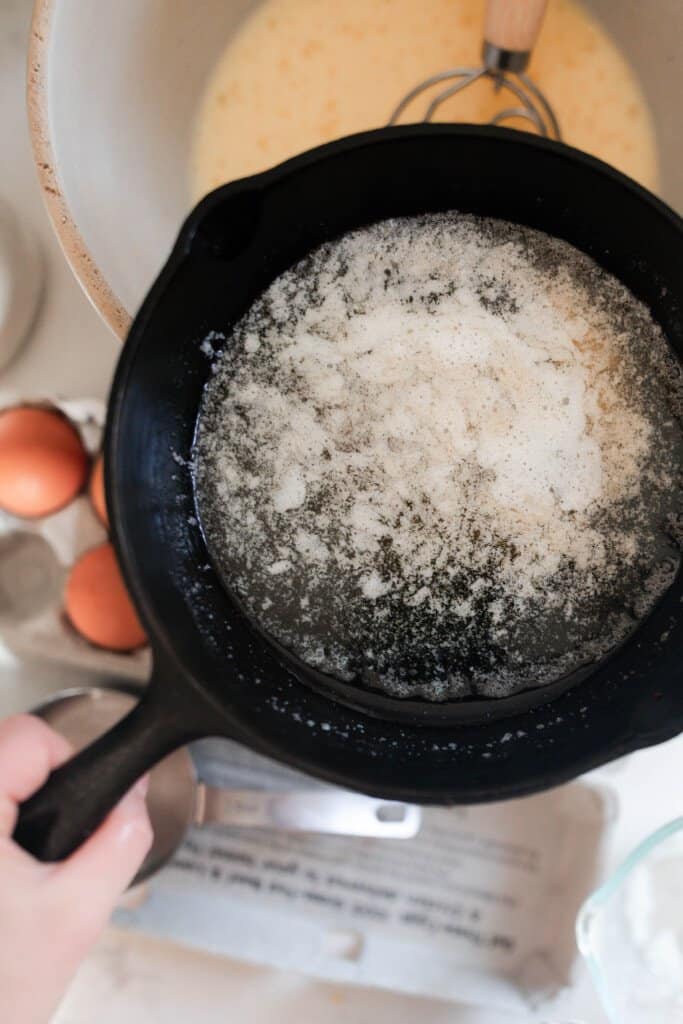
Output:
[{"xmin": 13, "ymin": 685, "xmax": 195, "ymax": 862}]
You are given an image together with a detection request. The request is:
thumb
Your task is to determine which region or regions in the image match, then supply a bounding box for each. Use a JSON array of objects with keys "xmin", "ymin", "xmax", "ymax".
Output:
[{"xmin": 51, "ymin": 778, "xmax": 152, "ymax": 940}]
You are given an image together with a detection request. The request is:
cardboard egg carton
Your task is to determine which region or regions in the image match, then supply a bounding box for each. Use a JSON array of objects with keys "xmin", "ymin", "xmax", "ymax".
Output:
[{"xmin": 0, "ymin": 394, "xmax": 150, "ymax": 682}]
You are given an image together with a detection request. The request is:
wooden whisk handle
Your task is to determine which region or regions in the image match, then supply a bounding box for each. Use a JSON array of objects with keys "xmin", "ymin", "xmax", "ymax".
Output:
[{"xmin": 483, "ymin": 0, "xmax": 549, "ymax": 70}]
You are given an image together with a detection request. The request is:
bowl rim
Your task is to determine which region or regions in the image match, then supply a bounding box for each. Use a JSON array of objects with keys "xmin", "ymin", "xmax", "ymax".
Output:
[{"xmin": 27, "ymin": 0, "xmax": 130, "ymax": 339}]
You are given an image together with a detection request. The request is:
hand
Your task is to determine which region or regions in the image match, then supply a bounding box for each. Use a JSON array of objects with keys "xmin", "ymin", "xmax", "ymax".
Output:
[{"xmin": 0, "ymin": 714, "xmax": 152, "ymax": 1024}]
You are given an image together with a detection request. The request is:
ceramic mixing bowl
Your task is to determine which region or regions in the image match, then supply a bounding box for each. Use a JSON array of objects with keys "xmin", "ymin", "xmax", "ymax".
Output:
[{"xmin": 28, "ymin": 0, "xmax": 683, "ymax": 338}]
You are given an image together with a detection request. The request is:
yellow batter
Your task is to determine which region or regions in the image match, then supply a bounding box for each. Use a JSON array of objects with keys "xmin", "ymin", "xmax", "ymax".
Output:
[{"xmin": 191, "ymin": 0, "xmax": 658, "ymax": 199}]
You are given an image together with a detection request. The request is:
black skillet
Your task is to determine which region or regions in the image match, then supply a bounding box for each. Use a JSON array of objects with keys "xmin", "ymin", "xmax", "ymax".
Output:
[{"xmin": 14, "ymin": 125, "xmax": 683, "ymax": 862}]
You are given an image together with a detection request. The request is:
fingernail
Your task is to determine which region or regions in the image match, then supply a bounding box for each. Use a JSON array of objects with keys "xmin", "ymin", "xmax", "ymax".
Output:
[
  {"xmin": 133, "ymin": 774, "xmax": 150, "ymax": 799},
  {"xmin": 116, "ymin": 787, "xmax": 154, "ymax": 850},
  {"xmin": 119, "ymin": 815, "xmax": 154, "ymax": 852},
  {"xmin": 115, "ymin": 779, "xmax": 148, "ymax": 819}
]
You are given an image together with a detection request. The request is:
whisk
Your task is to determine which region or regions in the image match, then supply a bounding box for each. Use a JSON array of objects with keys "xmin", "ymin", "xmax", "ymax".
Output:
[{"xmin": 389, "ymin": 0, "xmax": 560, "ymax": 139}]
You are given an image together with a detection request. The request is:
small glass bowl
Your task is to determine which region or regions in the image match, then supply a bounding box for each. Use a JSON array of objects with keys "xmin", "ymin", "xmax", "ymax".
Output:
[{"xmin": 577, "ymin": 816, "xmax": 683, "ymax": 1024}]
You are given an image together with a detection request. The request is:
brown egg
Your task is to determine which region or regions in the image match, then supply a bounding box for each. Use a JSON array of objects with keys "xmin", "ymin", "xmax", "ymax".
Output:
[
  {"xmin": 0, "ymin": 407, "xmax": 89, "ymax": 518},
  {"xmin": 89, "ymin": 453, "xmax": 108, "ymax": 527},
  {"xmin": 65, "ymin": 542, "xmax": 147, "ymax": 651}
]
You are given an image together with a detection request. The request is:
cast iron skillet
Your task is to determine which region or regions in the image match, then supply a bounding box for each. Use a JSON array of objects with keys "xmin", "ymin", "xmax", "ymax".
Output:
[{"xmin": 15, "ymin": 125, "xmax": 683, "ymax": 862}]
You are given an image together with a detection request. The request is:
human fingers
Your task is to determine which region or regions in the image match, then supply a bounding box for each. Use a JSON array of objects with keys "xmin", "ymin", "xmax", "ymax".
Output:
[{"xmin": 0, "ymin": 715, "xmax": 72, "ymax": 837}]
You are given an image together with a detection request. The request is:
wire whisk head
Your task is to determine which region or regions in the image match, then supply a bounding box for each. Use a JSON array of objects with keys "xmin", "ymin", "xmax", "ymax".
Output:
[{"xmin": 389, "ymin": 40, "xmax": 560, "ymax": 140}]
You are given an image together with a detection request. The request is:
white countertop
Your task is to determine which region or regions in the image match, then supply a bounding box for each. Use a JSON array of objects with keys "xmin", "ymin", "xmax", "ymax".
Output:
[{"xmin": 2, "ymin": 2, "xmax": 682, "ymax": 1022}]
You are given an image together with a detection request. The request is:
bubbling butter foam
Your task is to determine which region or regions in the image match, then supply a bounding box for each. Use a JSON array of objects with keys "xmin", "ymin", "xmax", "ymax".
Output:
[{"xmin": 195, "ymin": 213, "xmax": 682, "ymax": 700}]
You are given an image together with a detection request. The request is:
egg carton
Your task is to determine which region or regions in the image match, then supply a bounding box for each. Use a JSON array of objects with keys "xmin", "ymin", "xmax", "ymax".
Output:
[{"xmin": 0, "ymin": 393, "xmax": 150, "ymax": 683}]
